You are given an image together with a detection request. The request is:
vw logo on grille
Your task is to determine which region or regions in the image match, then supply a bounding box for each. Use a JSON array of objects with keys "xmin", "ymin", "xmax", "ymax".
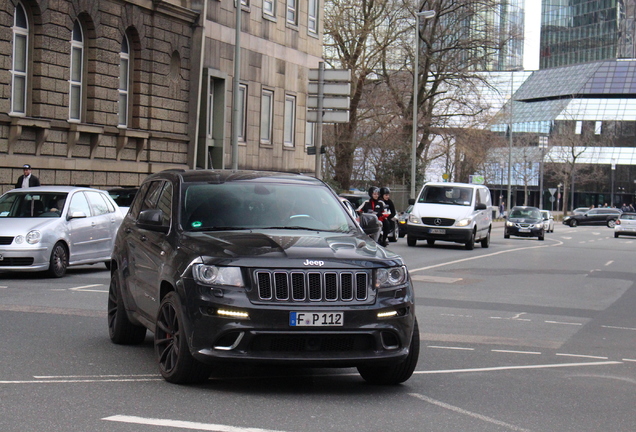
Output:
[{"xmin": 434, "ymin": 218, "xmax": 442, "ymax": 225}]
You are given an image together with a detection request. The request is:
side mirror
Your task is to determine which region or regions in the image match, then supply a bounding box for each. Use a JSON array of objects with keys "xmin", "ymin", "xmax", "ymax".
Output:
[
  {"xmin": 408, "ymin": 198, "xmax": 415, "ymax": 205},
  {"xmin": 137, "ymin": 209, "xmax": 169, "ymax": 233},
  {"xmin": 67, "ymin": 211, "xmax": 87, "ymax": 220},
  {"xmin": 475, "ymin": 203, "xmax": 487, "ymax": 210}
]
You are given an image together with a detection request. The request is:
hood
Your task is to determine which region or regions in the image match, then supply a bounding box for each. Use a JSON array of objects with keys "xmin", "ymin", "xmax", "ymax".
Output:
[
  {"xmin": 180, "ymin": 229, "xmax": 402, "ymax": 267},
  {"xmin": 0, "ymin": 217, "xmax": 62, "ymax": 236}
]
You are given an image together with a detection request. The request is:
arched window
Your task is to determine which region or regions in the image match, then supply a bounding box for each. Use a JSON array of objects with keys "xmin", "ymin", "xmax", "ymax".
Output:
[
  {"xmin": 118, "ymin": 35, "xmax": 130, "ymax": 127},
  {"xmin": 69, "ymin": 20, "xmax": 84, "ymax": 121},
  {"xmin": 11, "ymin": 3, "xmax": 29, "ymax": 115}
]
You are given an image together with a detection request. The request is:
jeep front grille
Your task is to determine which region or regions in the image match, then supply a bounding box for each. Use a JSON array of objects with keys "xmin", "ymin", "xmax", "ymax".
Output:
[{"xmin": 254, "ymin": 270, "xmax": 370, "ymax": 303}]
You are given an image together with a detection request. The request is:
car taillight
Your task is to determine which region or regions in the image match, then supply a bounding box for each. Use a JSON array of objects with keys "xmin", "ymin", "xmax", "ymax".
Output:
[{"xmin": 616, "ymin": 220, "xmax": 621, "ymax": 225}]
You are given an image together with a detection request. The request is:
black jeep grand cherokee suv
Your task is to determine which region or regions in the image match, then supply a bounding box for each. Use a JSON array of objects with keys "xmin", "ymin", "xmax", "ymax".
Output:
[{"xmin": 108, "ymin": 170, "xmax": 418, "ymax": 385}]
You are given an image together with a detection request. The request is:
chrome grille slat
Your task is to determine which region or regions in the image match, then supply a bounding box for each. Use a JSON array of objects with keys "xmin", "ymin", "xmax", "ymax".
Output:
[{"xmin": 254, "ymin": 270, "xmax": 371, "ymax": 303}]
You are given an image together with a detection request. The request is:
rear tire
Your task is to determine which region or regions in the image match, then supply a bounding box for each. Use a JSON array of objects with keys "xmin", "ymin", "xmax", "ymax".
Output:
[
  {"xmin": 607, "ymin": 219, "xmax": 617, "ymax": 228},
  {"xmin": 465, "ymin": 230, "xmax": 475, "ymax": 250},
  {"xmin": 407, "ymin": 235, "xmax": 417, "ymax": 247},
  {"xmin": 481, "ymin": 228, "xmax": 491, "ymax": 248},
  {"xmin": 358, "ymin": 319, "xmax": 420, "ymax": 385},
  {"xmin": 108, "ymin": 274, "xmax": 146, "ymax": 345}
]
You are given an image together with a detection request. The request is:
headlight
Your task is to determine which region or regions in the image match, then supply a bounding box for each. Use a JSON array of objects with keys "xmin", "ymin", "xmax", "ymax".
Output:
[
  {"xmin": 408, "ymin": 214, "xmax": 421, "ymax": 224},
  {"xmin": 376, "ymin": 266, "xmax": 408, "ymax": 288},
  {"xmin": 506, "ymin": 221, "xmax": 515, "ymax": 227},
  {"xmin": 26, "ymin": 230, "xmax": 41, "ymax": 245},
  {"xmin": 192, "ymin": 264, "xmax": 244, "ymax": 287},
  {"xmin": 14, "ymin": 235, "xmax": 24, "ymax": 244},
  {"xmin": 455, "ymin": 218, "xmax": 471, "ymax": 227}
]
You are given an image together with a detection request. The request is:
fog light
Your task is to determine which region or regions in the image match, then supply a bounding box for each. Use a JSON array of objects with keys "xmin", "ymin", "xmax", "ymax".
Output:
[
  {"xmin": 377, "ymin": 310, "xmax": 398, "ymax": 318},
  {"xmin": 217, "ymin": 309, "xmax": 249, "ymax": 319}
]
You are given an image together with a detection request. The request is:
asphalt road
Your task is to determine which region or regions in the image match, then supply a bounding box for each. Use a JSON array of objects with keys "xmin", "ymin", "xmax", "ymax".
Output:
[{"xmin": 1, "ymin": 224, "xmax": 635, "ymax": 432}]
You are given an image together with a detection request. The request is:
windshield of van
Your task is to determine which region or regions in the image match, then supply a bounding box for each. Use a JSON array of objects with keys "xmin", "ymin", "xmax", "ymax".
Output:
[{"xmin": 418, "ymin": 186, "xmax": 473, "ymax": 206}]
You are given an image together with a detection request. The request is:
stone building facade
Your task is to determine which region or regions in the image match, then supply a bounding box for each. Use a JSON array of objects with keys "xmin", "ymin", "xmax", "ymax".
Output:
[{"xmin": 1, "ymin": 0, "xmax": 323, "ymax": 193}]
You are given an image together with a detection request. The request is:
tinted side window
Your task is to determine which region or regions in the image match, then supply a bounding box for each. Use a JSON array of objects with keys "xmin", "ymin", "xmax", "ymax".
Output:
[
  {"xmin": 156, "ymin": 182, "xmax": 172, "ymax": 227},
  {"xmin": 86, "ymin": 191, "xmax": 109, "ymax": 216},
  {"xmin": 140, "ymin": 181, "xmax": 164, "ymax": 213},
  {"xmin": 129, "ymin": 182, "xmax": 151, "ymax": 218},
  {"xmin": 69, "ymin": 192, "xmax": 91, "ymax": 216}
]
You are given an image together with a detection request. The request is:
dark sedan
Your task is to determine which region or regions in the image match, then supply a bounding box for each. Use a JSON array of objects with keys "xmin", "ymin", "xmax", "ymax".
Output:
[
  {"xmin": 562, "ymin": 208, "xmax": 621, "ymax": 227},
  {"xmin": 504, "ymin": 206, "xmax": 545, "ymax": 241}
]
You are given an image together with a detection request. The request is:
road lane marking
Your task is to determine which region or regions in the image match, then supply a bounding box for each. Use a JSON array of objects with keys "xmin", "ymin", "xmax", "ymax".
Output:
[
  {"xmin": 69, "ymin": 284, "xmax": 107, "ymax": 293},
  {"xmin": 413, "ymin": 360, "xmax": 621, "ymax": 374},
  {"xmin": 427, "ymin": 345, "xmax": 474, "ymax": 351},
  {"xmin": 605, "ymin": 260, "xmax": 614, "ymax": 266},
  {"xmin": 411, "ymin": 275, "xmax": 463, "ymax": 283},
  {"xmin": 492, "ymin": 350, "xmax": 541, "ymax": 355},
  {"xmin": 409, "ymin": 240, "xmax": 563, "ymax": 273},
  {"xmin": 102, "ymin": 415, "xmax": 289, "ymax": 432},
  {"xmin": 623, "ymin": 358, "xmax": 636, "ymax": 362},
  {"xmin": 556, "ymin": 353, "xmax": 608, "ymax": 360},
  {"xmin": 34, "ymin": 374, "xmax": 157, "ymax": 379},
  {"xmin": 0, "ymin": 377, "xmax": 162, "ymax": 384},
  {"xmin": 408, "ymin": 393, "xmax": 531, "ymax": 432},
  {"xmin": 601, "ymin": 325, "xmax": 636, "ymax": 331},
  {"xmin": 544, "ymin": 321, "xmax": 582, "ymax": 326}
]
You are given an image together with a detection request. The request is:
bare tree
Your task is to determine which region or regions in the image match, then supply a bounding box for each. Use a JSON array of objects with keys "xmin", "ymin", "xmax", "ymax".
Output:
[{"xmin": 323, "ymin": 0, "xmax": 520, "ymax": 192}]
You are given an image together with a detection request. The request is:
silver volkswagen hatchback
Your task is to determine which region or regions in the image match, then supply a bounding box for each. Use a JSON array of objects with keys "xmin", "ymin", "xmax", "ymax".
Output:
[{"xmin": 0, "ymin": 186, "xmax": 123, "ymax": 277}]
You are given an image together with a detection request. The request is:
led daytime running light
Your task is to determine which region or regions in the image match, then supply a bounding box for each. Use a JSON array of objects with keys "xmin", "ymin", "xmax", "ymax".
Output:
[{"xmin": 217, "ymin": 309, "xmax": 249, "ymax": 319}]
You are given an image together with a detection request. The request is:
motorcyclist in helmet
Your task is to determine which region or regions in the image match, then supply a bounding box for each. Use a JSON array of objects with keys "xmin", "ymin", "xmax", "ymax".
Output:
[
  {"xmin": 380, "ymin": 187, "xmax": 397, "ymax": 244},
  {"xmin": 360, "ymin": 186, "xmax": 390, "ymax": 246}
]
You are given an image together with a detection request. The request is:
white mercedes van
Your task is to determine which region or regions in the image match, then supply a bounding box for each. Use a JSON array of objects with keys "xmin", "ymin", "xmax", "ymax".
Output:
[{"xmin": 406, "ymin": 182, "xmax": 492, "ymax": 250}]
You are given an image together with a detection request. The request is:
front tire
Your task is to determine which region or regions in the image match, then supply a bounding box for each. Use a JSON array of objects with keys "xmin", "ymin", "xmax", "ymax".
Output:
[
  {"xmin": 108, "ymin": 274, "xmax": 146, "ymax": 345},
  {"xmin": 614, "ymin": 232, "xmax": 619, "ymax": 238},
  {"xmin": 504, "ymin": 230, "xmax": 510, "ymax": 239},
  {"xmin": 155, "ymin": 292, "xmax": 211, "ymax": 384},
  {"xmin": 357, "ymin": 319, "xmax": 420, "ymax": 385},
  {"xmin": 570, "ymin": 219, "xmax": 578, "ymax": 227},
  {"xmin": 47, "ymin": 242, "xmax": 68, "ymax": 278},
  {"xmin": 407, "ymin": 235, "xmax": 417, "ymax": 247}
]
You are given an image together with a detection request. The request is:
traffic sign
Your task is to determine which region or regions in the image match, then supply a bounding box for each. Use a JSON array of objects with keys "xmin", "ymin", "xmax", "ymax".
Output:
[
  {"xmin": 308, "ymin": 82, "xmax": 351, "ymax": 96},
  {"xmin": 308, "ymin": 69, "xmax": 351, "ymax": 81},
  {"xmin": 548, "ymin": 188, "xmax": 556, "ymax": 196},
  {"xmin": 307, "ymin": 110, "xmax": 350, "ymax": 123},
  {"xmin": 307, "ymin": 96, "xmax": 350, "ymax": 110}
]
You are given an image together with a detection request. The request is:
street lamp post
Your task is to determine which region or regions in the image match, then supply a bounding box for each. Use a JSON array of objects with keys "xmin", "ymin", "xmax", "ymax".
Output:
[
  {"xmin": 611, "ymin": 159, "xmax": 616, "ymax": 207},
  {"xmin": 538, "ymin": 136, "xmax": 548, "ymax": 209},
  {"xmin": 410, "ymin": 9, "xmax": 436, "ymax": 200}
]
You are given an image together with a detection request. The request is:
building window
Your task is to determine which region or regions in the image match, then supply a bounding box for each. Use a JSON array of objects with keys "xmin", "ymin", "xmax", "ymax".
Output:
[
  {"xmin": 284, "ymin": 94, "xmax": 296, "ymax": 147},
  {"xmin": 595, "ymin": 121, "xmax": 602, "ymax": 135},
  {"xmin": 308, "ymin": 0, "xmax": 318, "ymax": 34},
  {"xmin": 69, "ymin": 20, "xmax": 84, "ymax": 122},
  {"xmin": 118, "ymin": 35, "xmax": 130, "ymax": 127},
  {"xmin": 238, "ymin": 84, "xmax": 247, "ymax": 141},
  {"xmin": 260, "ymin": 89, "xmax": 274, "ymax": 144},
  {"xmin": 306, "ymin": 121, "xmax": 315, "ymax": 147},
  {"xmin": 286, "ymin": 0, "xmax": 297, "ymax": 25},
  {"xmin": 207, "ymin": 78, "xmax": 215, "ymax": 138},
  {"xmin": 11, "ymin": 3, "xmax": 29, "ymax": 115},
  {"xmin": 263, "ymin": 0, "xmax": 275, "ymax": 18}
]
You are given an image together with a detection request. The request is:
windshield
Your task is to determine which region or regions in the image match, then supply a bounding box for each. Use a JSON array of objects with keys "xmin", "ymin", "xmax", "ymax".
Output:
[
  {"xmin": 0, "ymin": 192, "xmax": 68, "ymax": 218},
  {"xmin": 181, "ymin": 182, "xmax": 355, "ymax": 233},
  {"xmin": 510, "ymin": 208, "xmax": 541, "ymax": 219},
  {"xmin": 419, "ymin": 186, "xmax": 473, "ymax": 206}
]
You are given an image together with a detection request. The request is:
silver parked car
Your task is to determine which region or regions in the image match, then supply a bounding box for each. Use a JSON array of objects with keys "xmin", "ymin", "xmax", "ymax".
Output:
[
  {"xmin": 0, "ymin": 186, "xmax": 123, "ymax": 277},
  {"xmin": 614, "ymin": 212, "xmax": 636, "ymax": 238},
  {"xmin": 540, "ymin": 210, "xmax": 555, "ymax": 233}
]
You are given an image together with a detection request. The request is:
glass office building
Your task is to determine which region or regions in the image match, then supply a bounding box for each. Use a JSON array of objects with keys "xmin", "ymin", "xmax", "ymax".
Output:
[{"xmin": 541, "ymin": 0, "xmax": 636, "ymax": 69}]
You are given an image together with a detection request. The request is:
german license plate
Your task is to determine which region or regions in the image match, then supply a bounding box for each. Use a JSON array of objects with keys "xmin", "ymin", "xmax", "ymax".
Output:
[
  {"xmin": 290, "ymin": 312, "xmax": 343, "ymax": 326},
  {"xmin": 519, "ymin": 228, "xmax": 530, "ymax": 233},
  {"xmin": 429, "ymin": 228, "xmax": 445, "ymax": 234}
]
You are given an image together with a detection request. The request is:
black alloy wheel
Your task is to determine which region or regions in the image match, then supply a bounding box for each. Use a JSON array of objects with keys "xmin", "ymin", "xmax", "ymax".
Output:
[
  {"xmin": 47, "ymin": 242, "xmax": 69, "ymax": 278},
  {"xmin": 155, "ymin": 292, "xmax": 211, "ymax": 384},
  {"xmin": 607, "ymin": 219, "xmax": 617, "ymax": 228},
  {"xmin": 570, "ymin": 219, "xmax": 578, "ymax": 227},
  {"xmin": 108, "ymin": 274, "xmax": 146, "ymax": 344}
]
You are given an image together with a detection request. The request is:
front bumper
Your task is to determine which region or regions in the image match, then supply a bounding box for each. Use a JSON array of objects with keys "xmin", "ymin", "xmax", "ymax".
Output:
[
  {"xmin": 505, "ymin": 225, "xmax": 543, "ymax": 237},
  {"xmin": 407, "ymin": 224, "xmax": 473, "ymax": 242},
  {"xmin": 0, "ymin": 245, "xmax": 51, "ymax": 272},
  {"xmin": 181, "ymin": 279, "xmax": 416, "ymax": 367}
]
